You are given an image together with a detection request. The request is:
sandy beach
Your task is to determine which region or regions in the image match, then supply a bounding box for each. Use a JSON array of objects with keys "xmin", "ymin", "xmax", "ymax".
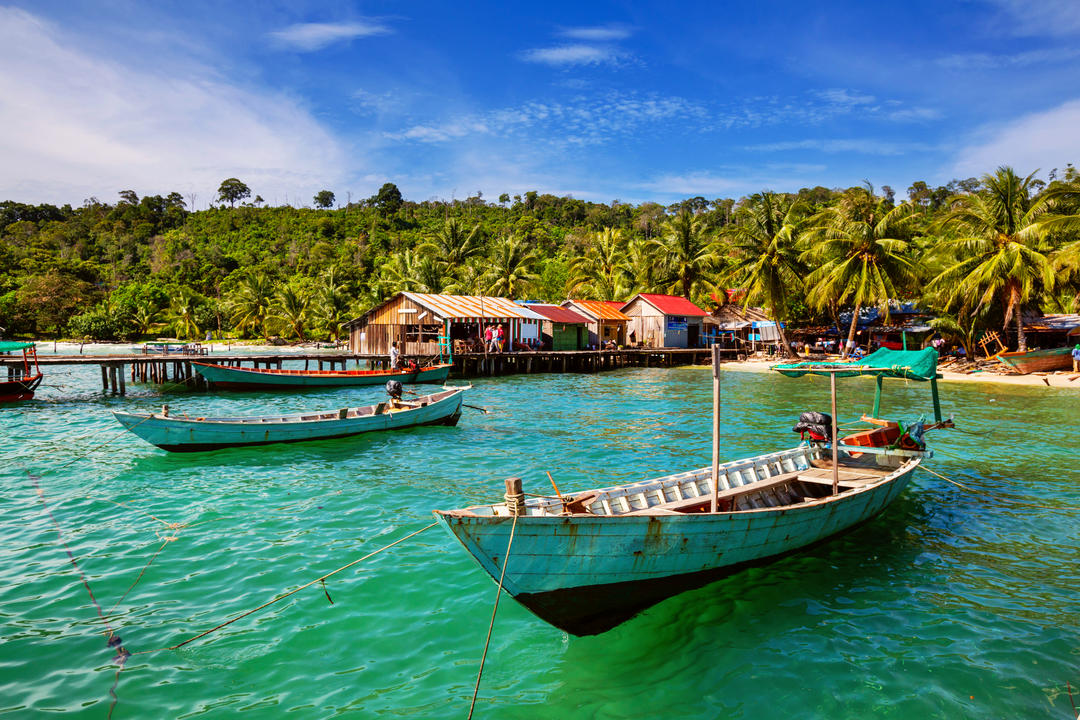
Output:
[{"xmin": 718, "ymin": 357, "xmax": 1080, "ymax": 389}]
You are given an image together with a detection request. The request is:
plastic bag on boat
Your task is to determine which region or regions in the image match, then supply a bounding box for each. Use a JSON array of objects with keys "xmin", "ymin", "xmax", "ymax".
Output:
[
  {"xmin": 385, "ymin": 380, "xmax": 403, "ymax": 399},
  {"xmin": 798, "ymin": 411, "xmax": 832, "ymax": 426}
]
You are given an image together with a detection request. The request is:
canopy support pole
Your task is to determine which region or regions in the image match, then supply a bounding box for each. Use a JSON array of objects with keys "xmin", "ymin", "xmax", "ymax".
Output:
[
  {"xmin": 931, "ymin": 376, "xmax": 942, "ymax": 423},
  {"xmin": 872, "ymin": 375, "xmax": 883, "ymax": 418},
  {"xmin": 830, "ymin": 372, "xmax": 839, "ymax": 495},
  {"xmin": 710, "ymin": 344, "xmax": 721, "ymax": 513}
]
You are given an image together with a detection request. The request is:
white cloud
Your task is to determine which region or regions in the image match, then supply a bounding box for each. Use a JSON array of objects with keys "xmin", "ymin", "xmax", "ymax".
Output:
[
  {"xmin": 0, "ymin": 8, "xmax": 346, "ymax": 206},
  {"xmin": 745, "ymin": 139, "xmax": 936, "ymax": 155},
  {"xmin": 936, "ymin": 47, "xmax": 1080, "ymax": 70},
  {"xmin": 886, "ymin": 107, "xmax": 942, "ymax": 122},
  {"xmin": 268, "ymin": 21, "xmax": 390, "ymax": 52},
  {"xmin": 385, "ymin": 94, "xmax": 707, "ymax": 145},
  {"xmin": 951, "ymin": 99, "xmax": 1080, "ymax": 176},
  {"xmin": 558, "ymin": 25, "xmax": 632, "ymax": 41},
  {"xmin": 519, "ymin": 44, "xmax": 625, "ymax": 66},
  {"xmin": 984, "ymin": 0, "xmax": 1080, "ymax": 37},
  {"xmin": 813, "ymin": 89, "xmax": 876, "ymax": 107}
]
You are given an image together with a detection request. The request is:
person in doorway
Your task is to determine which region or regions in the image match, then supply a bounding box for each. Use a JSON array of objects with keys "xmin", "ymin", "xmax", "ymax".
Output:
[
  {"xmin": 390, "ymin": 341, "xmax": 402, "ymax": 369},
  {"xmin": 484, "ymin": 325, "xmax": 493, "ymax": 352},
  {"xmin": 1072, "ymin": 343, "xmax": 1080, "ymax": 372}
]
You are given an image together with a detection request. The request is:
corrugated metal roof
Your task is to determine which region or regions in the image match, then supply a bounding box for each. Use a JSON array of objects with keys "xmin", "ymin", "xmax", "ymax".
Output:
[
  {"xmin": 1022, "ymin": 313, "xmax": 1080, "ymax": 332},
  {"xmin": 402, "ymin": 292, "xmax": 544, "ymax": 321},
  {"xmin": 627, "ymin": 293, "xmax": 707, "ymax": 317},
  {"xmin": 522, "ymin": 303, "xmax": 590, "ymax": 324},
  {"xmin": 566, "ymin": 299, "xmax": 631, "ymax": 321}
]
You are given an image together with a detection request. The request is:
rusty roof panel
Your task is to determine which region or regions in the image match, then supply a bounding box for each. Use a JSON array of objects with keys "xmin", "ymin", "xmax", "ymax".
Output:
[{"xmin": 567, "ymin": 299, "xmax": 631, "ymax": 321}]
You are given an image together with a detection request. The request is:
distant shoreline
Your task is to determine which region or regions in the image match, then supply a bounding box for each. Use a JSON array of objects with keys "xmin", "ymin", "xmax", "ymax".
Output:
[{"xmin": 715, "ymin": 357, "xmax": 1080, "ymax": 389}]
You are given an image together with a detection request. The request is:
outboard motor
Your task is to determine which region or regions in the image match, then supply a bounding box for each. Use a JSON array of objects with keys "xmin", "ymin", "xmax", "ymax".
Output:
[
  {"xmin": 793, "ymin": 411, "xmax": 832, "ymax": 442},
  {"xmin": 385, "ymin": 380, "xmax": 403, "ymax": 400}
]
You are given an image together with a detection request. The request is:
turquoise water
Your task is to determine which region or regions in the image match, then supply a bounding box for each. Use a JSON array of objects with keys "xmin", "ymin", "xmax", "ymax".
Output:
[{"xmin": 2, "ymin": 362, "xmax": 1079, "ymax": 719}]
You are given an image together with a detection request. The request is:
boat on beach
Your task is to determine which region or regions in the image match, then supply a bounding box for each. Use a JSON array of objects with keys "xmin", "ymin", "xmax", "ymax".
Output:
[
  {"xmin": 113, "ymin": 385, "xmax": 469, "ymax": 452},
  {"xmin": 435, "ymin": 347, "xmax": 947, "ymax": 636},
  {"xmin": 192, "ymin": 360, "xmax": 452, "ymax": 389},
  {"xmin": 0, "ymin": 341, "xmax": 43, "ymax": 402},
  {"xmin": 995, "ymin": 346, "xmax": 1072, "ymax": 374}
]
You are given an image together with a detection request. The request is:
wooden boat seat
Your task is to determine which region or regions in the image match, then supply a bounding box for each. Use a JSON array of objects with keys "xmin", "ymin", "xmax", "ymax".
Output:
[{"xmin": 624, "ymin": 470, "xmax": 805, "ymax": 515}]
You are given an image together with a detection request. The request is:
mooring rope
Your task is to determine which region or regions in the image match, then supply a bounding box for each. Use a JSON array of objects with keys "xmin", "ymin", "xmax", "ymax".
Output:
[
  {"xmin": 467, "ymin": 512, "xmax": 519, "ymax": 720},
  {"xmin": 29, "ymin": 472, "xmax": 131, "ymax": 719},
  {"xmin": 133, "ymin": 521, "xmax": 438, "ymax": 654}
]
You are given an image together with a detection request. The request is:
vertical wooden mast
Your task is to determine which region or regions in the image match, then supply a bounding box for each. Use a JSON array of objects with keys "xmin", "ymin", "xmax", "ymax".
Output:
[
  {"xmin": 711, "ymin": 344, "xmax": 721, "ymax": 513},
  {"xmin": 830, "ymin": 371, "xmax": 839, "ymax": 495}
]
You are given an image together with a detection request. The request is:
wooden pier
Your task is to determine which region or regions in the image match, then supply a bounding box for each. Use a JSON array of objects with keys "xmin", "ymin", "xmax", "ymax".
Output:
[{"xmin": 0, "ymin": 347, "xmax": 742, "ymax": 396}]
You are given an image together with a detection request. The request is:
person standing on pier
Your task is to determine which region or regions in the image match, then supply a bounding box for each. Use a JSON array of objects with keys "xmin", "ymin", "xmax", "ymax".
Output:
[{"xmin": 390, "ymin": 341, "xmax": 402, "ymax": 369}]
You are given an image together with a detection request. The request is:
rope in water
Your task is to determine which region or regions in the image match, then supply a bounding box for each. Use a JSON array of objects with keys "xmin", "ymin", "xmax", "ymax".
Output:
[
  {"xmin": 133, "ymin": 521, "xmax": 438, "ymax": 654},
  {"xmin": 467, "ymin": 512, "xmax": 519, "ymax": 720},
  {"xmin": 29, "ymin": 472, "xmax": 131, "ymax": 719}
]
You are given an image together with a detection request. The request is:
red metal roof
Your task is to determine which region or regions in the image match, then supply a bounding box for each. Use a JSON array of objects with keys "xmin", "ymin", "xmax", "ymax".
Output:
[
  {"xmin": 565, "ymin": 299, "xmax": 630, "ymax": 321},
  {"xmin": 625, "ymin": 293, "xmax": 708, "ymax": 317},
  {"xmin": 523, "ymin": 303, "xmax": 591, "ymax": 324}
]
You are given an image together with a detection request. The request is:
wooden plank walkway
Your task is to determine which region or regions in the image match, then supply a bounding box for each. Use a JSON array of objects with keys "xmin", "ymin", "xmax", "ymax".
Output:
[{"xmin": 0, "ymin": 347, "xmax": 742, "ymax": 396}]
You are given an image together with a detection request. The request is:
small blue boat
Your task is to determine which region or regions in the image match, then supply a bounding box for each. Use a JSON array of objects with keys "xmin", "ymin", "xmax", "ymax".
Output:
[
  {"xmin": 436, "ymin": 348, "xmax": 947, "ymax": 635},
  {"xmin": 113, "ymin": 385, "xmax": 468, "ymax": 452}
]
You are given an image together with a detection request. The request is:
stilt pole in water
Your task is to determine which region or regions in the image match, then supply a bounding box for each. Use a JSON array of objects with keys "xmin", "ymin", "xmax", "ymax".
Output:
[
  {"xmin": 711, "ymin": 344, "xmax": 721, "ymax": 513},
  {"xmin": 830, "ymin": 372, "xmax": 839, "ymax": 495}
]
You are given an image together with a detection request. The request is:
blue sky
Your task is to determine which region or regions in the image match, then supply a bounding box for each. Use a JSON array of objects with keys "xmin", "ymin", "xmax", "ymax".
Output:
[{"xmin": 2, "ymin": 0, "xmax": 1080, "ymax": 208}]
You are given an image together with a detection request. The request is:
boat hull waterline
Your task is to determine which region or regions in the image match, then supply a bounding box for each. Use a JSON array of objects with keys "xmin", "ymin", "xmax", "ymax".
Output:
[
  {"xmin": 436, "ymin": 445, "xmax": 920, "ymax": 635},
  {"xmin": 113, "ymin": 386, "xmax": 467, "ymax": 452},
  {"xmin": 192, "ymin": 361, "xmax": 452, "ymax": 389},
  {"xmin": 0, "ymin": 374, "xmax": 43, "ymax": 402}
]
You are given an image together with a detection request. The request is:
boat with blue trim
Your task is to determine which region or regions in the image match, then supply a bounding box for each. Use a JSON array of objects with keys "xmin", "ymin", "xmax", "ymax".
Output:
[
  {"xmin": 436, "ymin": 347, "xmax": 948, "ymax": 635},
  {"xmin": 192, "ymin": 360, "xmax": 452, "ymax": 389}
]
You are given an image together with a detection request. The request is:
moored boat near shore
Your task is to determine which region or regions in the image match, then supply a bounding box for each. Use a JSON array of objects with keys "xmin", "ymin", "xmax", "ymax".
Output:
[
  {"xmin": 113, "ymin": 385, "xmax": 468, "ymax": 451},
  {"xmin": 995, "ymin": 346, "xmax": 1072, "ymax": 374},
  {"xmin": 436, "ymin": 347, "xmax": 947, "ymax": 635},
  {"xmin": 0, "ymin": 341, "xmax": 43, "ymax": 402},
  {"xmin": 192, "ymin": 360, "xmax": 452, "ymax": 389}
]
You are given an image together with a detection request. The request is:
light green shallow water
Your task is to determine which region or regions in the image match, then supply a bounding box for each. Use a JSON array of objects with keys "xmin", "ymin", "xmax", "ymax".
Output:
[{"xmin": 1, "ymin": 362, "xmax": 1078, "ymax": 719}]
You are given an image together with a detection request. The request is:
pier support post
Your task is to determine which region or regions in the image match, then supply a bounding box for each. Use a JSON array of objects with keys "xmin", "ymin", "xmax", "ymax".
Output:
[
  {"xmin": 118, "ymin": 365, "xmax": 126, "ymax": 395},
  {"xmin": 100, "ymin": 365, "xmax": 108, "ymax": 391}
]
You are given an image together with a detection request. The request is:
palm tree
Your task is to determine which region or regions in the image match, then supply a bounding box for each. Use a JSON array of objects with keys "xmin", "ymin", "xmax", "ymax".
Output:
[
  {"xmin": 131, "ymin": 301, "xmax": 159, "ymax": 337},
  {"xmin": 230, "ymin": 272, "xmax": 274, "ymax": 339},
  {"xmin": 167, "ymin": 289, "xmax": 201, "ymax": 340},
  {"xmin": 624, "ymin": 236, "xmax": 665, "ymax": 295},
  {"xmin": 273, "ymin": 284, "xmax": 310, "ymax": 340},
  {"xmin": 652, "ymin": 209, "xmax": 716, "ymax": 299},
  {"xmin": 568, "ymin": 227, "xmax": 630, "ymax": 300},
  {"xmin": 928, "ymin": 308, "xmax": 987, "ymax": 359},
  {"xmin": 723, "ymin": 192, "xmax": 808, "ymax": 358},
  {"xmin": 930, "ymin": 167, "xmax": 1059, "ymax": 350},
  {"xmin": 379, "ymin": 249, "xmax": 448, "ymax": 294},
  {"xmin": 314, "ymin": 268, "xmax": 352, "ymax": 340},
  {"xmin": 802, "ymin": 187, "xmax": 918, "ymax": 358},
  {"xmin": 482, "ymin": 234, "xmax": 540, "ymax": 298},
  {"xmin": 419, "ymin": 217, "xmax": 485, "ymax": 268}
]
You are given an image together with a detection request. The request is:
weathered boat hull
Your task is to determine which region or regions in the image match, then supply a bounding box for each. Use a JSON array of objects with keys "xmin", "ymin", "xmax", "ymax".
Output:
[
  {"xmin": 0, "ymin": 374, "xmax": 42, "ymax": 402},
  {"xmin": 192, "ymin": 362, "xmax": 452, "ymax": 389},
  {"xmin": 996, "ymin": 347, "xmax": 1072, "ymax": 374},
  {"xmin": 113, "ymin": 387, "xmax": 465, "ymax": 452},
  {"xmin": 436, "ymin": 455, "xmax": 917, "ymax": 635}
]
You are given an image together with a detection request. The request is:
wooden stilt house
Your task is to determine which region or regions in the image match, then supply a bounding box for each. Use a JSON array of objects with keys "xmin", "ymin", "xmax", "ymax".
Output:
[
  {"xmin": 561, "ymin": 300, "xmax": 630, "ymax": 348},
  {"xmin": 620, "ymin": 294, "xmax": 708, "ymax": 348},
  {"xmin": 521, "ymin": 303, "xmax": 590, "ymax": 350},
  {"xmin": 343, "ymin": 292, "xmax": 545, "ymax": 356}
]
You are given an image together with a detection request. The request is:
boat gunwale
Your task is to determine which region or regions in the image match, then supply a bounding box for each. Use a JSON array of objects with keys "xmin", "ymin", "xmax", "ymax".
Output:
[
  {"xmin": 113, "ymin": 386, "xmax": 469, "ymax": 427},
  {"xmin": 435, "ymin": 450, "xmax": 921, "ymax": 520},
  {"xmin": 191, "ymin": 361, "xmax": 453, "ymax": 378}
]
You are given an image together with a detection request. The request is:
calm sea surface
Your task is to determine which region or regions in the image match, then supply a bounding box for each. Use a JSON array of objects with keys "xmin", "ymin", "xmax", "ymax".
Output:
[{"xmin": 1, "ymin": 357, "xmax": 1078, "ymax": 719}]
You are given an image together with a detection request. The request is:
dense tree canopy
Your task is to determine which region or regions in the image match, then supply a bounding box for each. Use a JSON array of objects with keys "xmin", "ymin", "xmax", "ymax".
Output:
[{"xmin": 2, "ymin": 167, "xmax": 1079, "ymax": 348}]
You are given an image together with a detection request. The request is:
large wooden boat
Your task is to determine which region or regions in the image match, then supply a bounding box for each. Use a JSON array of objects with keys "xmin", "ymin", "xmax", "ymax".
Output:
[
  {"xmin": 995, "ymin": 346, "xmax": 1072, "ymax": 374},
  {"xmin": 192, "ymin": 361, "xmax": 452, "ymax": 389},
  {"xmin": 436, "ymin": 347, "xmax": 947, "ymax": 636},
  {"xmin": 0, "ymin": 341, "xmax": 43, "ymax": 402},
  {"xmin": 113, "ymin": 385, "xmax": 468, "ymax": 452}
]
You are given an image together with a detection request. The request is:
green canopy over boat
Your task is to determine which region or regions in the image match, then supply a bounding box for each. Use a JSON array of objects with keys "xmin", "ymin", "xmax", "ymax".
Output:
[
  {"xmin": 0, "ymin": 341, "xmax": 36, "ymax": 352},
  {"xmin": 771, "ymin": 347, "xmax": 939, "ymax": 381}
]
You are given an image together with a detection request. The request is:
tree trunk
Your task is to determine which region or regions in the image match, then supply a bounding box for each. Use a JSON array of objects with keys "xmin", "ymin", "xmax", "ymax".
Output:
[
  {"xmin": 841, "ymin": 302, "xmax": 861, "ymax": 359},
  {"xmin": 1016, "ymin": 307, "xmax": 1027, "ymax": 352},
  {"xmin": 777, "ymin": 320, "xmax": 799, "ymax": 359}
]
